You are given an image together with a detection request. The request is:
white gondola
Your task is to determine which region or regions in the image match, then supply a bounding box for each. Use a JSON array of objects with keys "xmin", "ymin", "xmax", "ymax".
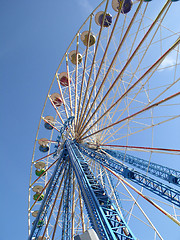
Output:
[
  {"xmin": 69, "ymin": 50, "xmax": 82, "ymax": 65},
  {"xmin": 95, "ymin": 11, "xmax": 112, "ymax": 27},
  {"xmin": 32, "ymin": 185, "xmax": 43, "ymax": 193},
  {"xmin": 50, "ymin": 93, "xmax": 62, "ymax": 107},
  {"xmin": 80, "ymin": 31, "xmax": 96, "ymax": 47},
  {"xmin": 58, "ymin": 72, "xmax": 71, "ymax": 87}
]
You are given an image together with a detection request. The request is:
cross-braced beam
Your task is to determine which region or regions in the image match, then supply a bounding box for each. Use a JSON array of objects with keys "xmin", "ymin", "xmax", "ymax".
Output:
[
  {"xmin": 66, "ymin": 140, "xmax": 136, "ymax": 240},
  {"xmin": 79, "ymin": 144, "xmax": 180, "ymax": 207}
]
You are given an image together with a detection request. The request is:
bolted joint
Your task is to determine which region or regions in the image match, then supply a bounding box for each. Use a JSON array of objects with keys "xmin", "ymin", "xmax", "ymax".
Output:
[
  {"xmin": 168, "ymin": 174, "xmax": 178, "ymax": 184},
  {"xmin": 123, "ymin": 168, "xmax": 135, "ymax": 179}
]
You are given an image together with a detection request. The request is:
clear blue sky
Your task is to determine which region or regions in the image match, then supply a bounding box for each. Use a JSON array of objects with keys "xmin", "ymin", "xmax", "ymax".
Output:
[
  {"xmin": 0, "ymin": 1, "xmax": 95, "ymax": 239},
  {"xmin": 0, "ymin": 1, "xmax": 180, "ymax": 240}
]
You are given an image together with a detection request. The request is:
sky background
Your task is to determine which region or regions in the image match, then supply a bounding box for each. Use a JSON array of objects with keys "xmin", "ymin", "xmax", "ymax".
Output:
[
  {"xmin": 0, "ymin": 0, "xmax": 180, "ymax": 240},
  {"xmin": 0, "ymin": 1, "xmax": 95, "ymax": 239}
]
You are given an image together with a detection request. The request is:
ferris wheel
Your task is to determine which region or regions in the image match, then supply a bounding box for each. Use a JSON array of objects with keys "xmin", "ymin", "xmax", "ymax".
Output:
[{"xmin": 28, "ymin": 0, "xmax": 180, "ymax": 239}]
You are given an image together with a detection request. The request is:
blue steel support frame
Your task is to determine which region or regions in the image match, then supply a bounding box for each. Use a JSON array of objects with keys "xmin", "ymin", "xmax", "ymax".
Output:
[
  {"xmin": 106, "ymin": 170, "xmax": 126, "ymax": 218},
  {"xmin": 104, "ymin": 149, "xmax": 180, "ymax": 186},
  {"xmin": 28, "ymin": 149, "xmax": 68, "ymax": 240},
  {"xmin": 66, "ymin": 140, "xmax": 136, "ymax": 240},
  {"xmin": 62, "ymin": 162, "xmax": 72, "ymax": 240},
  {"xmin": 79, "ymin": 144, "xmax": 180, "ymax": 207}
]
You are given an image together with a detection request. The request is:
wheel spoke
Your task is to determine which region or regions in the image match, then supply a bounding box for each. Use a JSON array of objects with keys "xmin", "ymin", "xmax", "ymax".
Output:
[
  {"xmin": 76, "ymin": 15, "xmax": 93, "ymax": 130},
  {"xmin": 100, "ymin": 144, "xmax": 180, "ymax": 154},
  {"xmin": 103, "ymin": 165, "xmax": 180, "ymax": 226},
  {"xmin": 81, "ymin": 91, "xmax": 180, "ymax": 140},
  {"xmin": 79, "ymin": 36, "xmax": 180, "ymax": 139},
  {"xmin": 79, "ymin": 0, "xmax": 144, "ymax": 133},
  {"xmin": 78, "ymin": 0, "xmax": 110, "ymax": 129},
  {"xmin": 79, "ymin": 0, "xmax": 171, "ymax": 135},
  {"xmin": 78, "ymin": 5, "xmax": 123, "ymax": 130}
]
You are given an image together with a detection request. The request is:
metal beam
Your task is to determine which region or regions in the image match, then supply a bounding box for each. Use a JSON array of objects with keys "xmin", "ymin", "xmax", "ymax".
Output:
[
  {"xmin": 78, "ymin": 144, "xmax": 180, "ymax": 207},
  {"xmin": 104, "ymin": 149, "xmax": 180, "ymax": 186},
  {"xmin": 62, "ymin": 162, "xmax": 72, "ymax": 239},
  {"xmin": 66, "ymin": 140, "xmax": 136, "ymax": 240},
  {"xmin": 28, "ymin": 149, "xmax": 68, "ymax": 240}
]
